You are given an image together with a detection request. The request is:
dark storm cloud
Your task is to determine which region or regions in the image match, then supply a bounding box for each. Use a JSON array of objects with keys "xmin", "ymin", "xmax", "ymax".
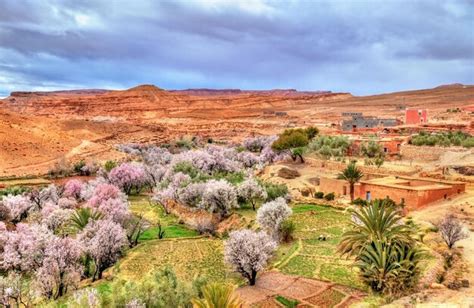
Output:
[{"xmin": 0, "ymin": 0, "xmax": 472, "ymax": 97}]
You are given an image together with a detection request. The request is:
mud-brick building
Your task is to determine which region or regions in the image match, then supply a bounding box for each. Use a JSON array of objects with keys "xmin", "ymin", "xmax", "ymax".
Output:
[
  {"xmin": 320, "ymin": 175, "xmax": 465, "ymax": 211},
  {"xmin": 348, "ymin": 136, "xmax": 410, "ymax": 157},
  {"xmin": 405, "ymin": 108, "xmax": 427, "ymax": 125},
  {"xmin": 341, "ymin": 113, "xmax": 398, "ymax": 131}
]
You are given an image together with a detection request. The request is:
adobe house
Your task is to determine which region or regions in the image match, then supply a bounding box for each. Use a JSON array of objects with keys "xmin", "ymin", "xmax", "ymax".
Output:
[
  {"xmin": 347, "ymin": 136, "xmax": 409, "ymax": 157},
  {"xmin": 320, "ymin": 175, "xmax": 465, "ymax": 211},
  {"xmin": 341, "ymin": 113, "xmax": 398, "ymax": 131},
  {"xmin": 405, "ymin": 108, "xmax": 427, "ymax": 125}
]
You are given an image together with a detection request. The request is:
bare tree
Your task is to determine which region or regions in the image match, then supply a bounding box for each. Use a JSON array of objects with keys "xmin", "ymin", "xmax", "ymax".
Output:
[{"xmin": 437, "ymin": 214, "xmax": 469, "ymax": 249}]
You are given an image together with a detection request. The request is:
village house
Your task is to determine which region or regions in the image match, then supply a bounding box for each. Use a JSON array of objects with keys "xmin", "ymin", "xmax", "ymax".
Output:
[
  {"xmin": 341, "ymin": 113, "xmax": 398, "ymax": 131},
  {"xmin": 405, "ymin": 108, "xmax": 427, "ymax": 125},
  {"xmin": 319, "ymin": 174, "xmax": 465, "ymax": 211}
]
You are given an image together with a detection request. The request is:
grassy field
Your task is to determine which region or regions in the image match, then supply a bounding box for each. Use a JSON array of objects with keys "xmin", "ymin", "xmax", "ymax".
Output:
[
  {"xmin": 122, "ymin": 197, "xmax": 362, "ymax": 289},
  {"xmin": 116, "ymin": 238, "xmax": 235, "ymax": 282},
  {"xmin": 116, "ymin": 196, "xmax": 236, "ymax": 283},
  {"xmin": 128, "ymin": 195, "xmax": 199, "ymax": 240},
  {"xmin": 272, "ymin": 203, "xmax": 365, "ymax": 289}
]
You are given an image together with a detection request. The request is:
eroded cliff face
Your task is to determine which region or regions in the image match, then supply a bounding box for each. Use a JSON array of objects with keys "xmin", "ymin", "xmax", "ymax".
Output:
[
  {"xmin": 1, "ymin": 84, "xmax": 473, "ymax": 177},
  {"xmin": 1, "ymin": 84, "xmax": 350, "ymax": 120}
]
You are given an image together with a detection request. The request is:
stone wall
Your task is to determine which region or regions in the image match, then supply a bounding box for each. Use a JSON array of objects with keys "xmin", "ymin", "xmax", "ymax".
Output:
[{"xmin": 400, "ymin": 144, "xmax": 469, "ymax": 162}]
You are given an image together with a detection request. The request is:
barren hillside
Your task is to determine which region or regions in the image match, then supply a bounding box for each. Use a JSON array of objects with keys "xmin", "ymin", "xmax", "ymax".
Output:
[{"xmin": 1, "ymin": 84, "xmax": 473, "ymax": 176}]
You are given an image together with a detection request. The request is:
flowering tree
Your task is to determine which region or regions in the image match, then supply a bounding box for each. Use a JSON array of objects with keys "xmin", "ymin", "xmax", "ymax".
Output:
[
  {"xmin": 0, "ymin": 272, "xmax": 33, "ymax": 307},
  {"xmin": 68, "ymin": 288, "xmax": 101, "ymax": 308},
  {"xmin": 256, "ymin": 197, "xmax": 292, "ymax": 240},
  {"xmin": 90, "ymin": 198, "xmax": 130, "ymax": 226},
  {"xmin": 109, "ymin": 163, "xmax": 148, "ymax": 194},
  {"xmin": 224, "ymin": 229, "xmax": 277, "ymax": 285},
  {"xmin": 141, "ymin": 146, "xmax": 173, "ymax": 166},
  {"xmin": 1, "ymin": 195, "xmax": 33, "ymax": 223},
  {"xmin": 237, "ymin": 178, "xmax": 267, "ymax": 210},
  {"xmin": 78, "ymin": 219, "xmax": 127, "ymax": 281},
  {"xmin": 144, "ymin": 165, "xmax": 167, "ymax": 187},
  {"xmin": 87, "ymin": 183, "xmax": 125, "ymax": 207},
  {"xmin": 178, "ymin": 182, "xmax": 206, "ymax": 207},
  {"xmin": 236, "ymin": 151, "xmax": 259, "ymax": 168},
  {"xmin": 41, "ymin": 204, "xmax": 74, "ymax": 234},
  {"xmin": 243, "ymin": 136, "xmax": 275, "ymax": 153},
  {"xmin": 0, "ymin": 202, "xmax": 10, "ymax": 221},
  {"xmin": 1, "ymin": 223, "xmax": 54, "ymax": 272},
  {"xmin": 35, "ymin": 237, "xmax": 83, "ymax": 299},
  {"xmin": 57, "ymin": 197, "xmax": 78, "ymax": 209},
  {"xmin": 79, "ymin": 177, "xmax": 108, "ymax": 201},
  {"xmin": 63, "ymin": 180, "xmax": 84, "ymax": 199},
  {"xmin": 170, "ymin": 172, "xmax": 191, "ymax": 188},
  {"xmin": 200, "ymin": 180, "xmax": 238, "ymax": 220}
]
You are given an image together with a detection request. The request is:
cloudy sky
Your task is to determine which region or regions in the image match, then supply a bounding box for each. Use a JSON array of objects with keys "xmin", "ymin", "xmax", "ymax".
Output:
[{"xmin": 0, "ymin": 0, "xmax": 472, "ymax": 97}]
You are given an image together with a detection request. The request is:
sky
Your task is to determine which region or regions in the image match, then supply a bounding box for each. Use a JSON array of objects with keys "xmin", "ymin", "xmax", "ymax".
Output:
[{"xmin": 0, "ymin": 0, "xmax": 473, "ymax": 97}]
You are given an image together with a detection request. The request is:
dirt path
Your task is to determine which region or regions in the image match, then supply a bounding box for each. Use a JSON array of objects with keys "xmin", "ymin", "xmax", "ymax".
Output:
[{"xmin": 236, "ymin": 271, "xmax": 365, "ymax": 308}]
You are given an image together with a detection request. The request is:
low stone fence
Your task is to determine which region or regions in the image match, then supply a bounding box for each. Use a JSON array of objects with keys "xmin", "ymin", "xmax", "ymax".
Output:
[{"xmin": 400, "ymin": 144, "xmax": 470, "ymax": 162}]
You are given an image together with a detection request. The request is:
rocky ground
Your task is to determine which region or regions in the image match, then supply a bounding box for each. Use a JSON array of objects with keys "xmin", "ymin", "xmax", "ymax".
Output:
[{"xmin": 1, "ymin": 84, "xmax": 473, "ymax": 177}]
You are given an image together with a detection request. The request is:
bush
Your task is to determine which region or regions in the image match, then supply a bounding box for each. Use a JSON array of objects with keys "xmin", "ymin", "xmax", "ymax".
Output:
[
  {"xmin": 279, "ymin": 220, "xmax": 296, "ymax": 243},
  {"xmin": 73, "ymin": 160, "xmax": 86, "ymax": 174},
  {"xmin": 352, "ymin": 198, "xmax": 368, "ymax": 206},
  {"xmin": 324, "ymin": 192, "xmax": 335, "ymax": 201},
  {"xmin": 0, "ymin": 186, "xmax": 30, "ymax": 197},
  {"xmin": 262, "ymin": 182, "xmax": 289, "ymax": 201},
  {"xmin": 173, "ymin": 161, "xmax": 201, "ymax": 179},
  {"xmin": 48, "ymin": 158, "xmax": 72, "ymax": 178},
  {"xmin": 314, "ymin": 191, "xmax": 324, "ymax": 199},
  {"xmin": 411, "ymin": 131, "xmax": 473, "ymax": 148},
  {"xmin": 308, "ymin": 135, "xmax": 351, "ymax": 160},
  {"xmin": 194, "ymin": 217, "xmax": 217, "ymax": 236},
  {"xmin": 104, "ymin": 160, "xmax": 117, "ymax": 172}
]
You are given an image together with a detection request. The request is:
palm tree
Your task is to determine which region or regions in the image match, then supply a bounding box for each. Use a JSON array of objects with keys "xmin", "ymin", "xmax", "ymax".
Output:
[
  {"xmin": 356, "ymin": 241, "xmax": 420, "ymax": 295},
  {"xmin": 69, "ymin": 207, "xmax": 103, "ymax": 232},
  {"xmin": 337, "ymin": 161, "xmax": 363, "ymax": 201},
  {"xmin": 338, "ymin": 201, "xmax": 421, "ymax": 295},
  {"xmin": 192, "ymin": 283, "xmax": 243, "ymax": 308},
  {"xmin": 338, "ymin": 199, "xmax": 413, "ymax": 257}
]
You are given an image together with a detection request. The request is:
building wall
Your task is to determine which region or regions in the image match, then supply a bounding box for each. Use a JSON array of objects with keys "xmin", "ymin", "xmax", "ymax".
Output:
[
  {"xmin": 405, "ymin": 109, "xmax": 427, "ymax": 125},
  {"xmin": 342, "ymin": 117, "xmax": 397, "ymax": 131},
  {"xmin": 400, "ymin": 144, "xmax": 470, "ymax": 161},
  {"xmin": 319, "ymin": 177, "xmax": 348, "ymax": 196},
  {"xmin": 355, "ymin": 181, "xmax": 465, "ymax": 211}
]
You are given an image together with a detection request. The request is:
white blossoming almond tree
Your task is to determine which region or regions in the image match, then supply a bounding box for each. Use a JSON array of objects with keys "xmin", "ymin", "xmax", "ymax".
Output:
[
  {"xmin": 224, "ymin": 229, "xmax": 277, "ymax": 285},
  {"xmin": 256, "ymin": 197, "xmax": 292, "ymax": 240}
]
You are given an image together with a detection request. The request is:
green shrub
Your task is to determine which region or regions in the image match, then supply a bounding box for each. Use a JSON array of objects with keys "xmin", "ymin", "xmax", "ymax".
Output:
[
  {"xmin": 314, "ymin": 191, "xmax": 324, "ymax": 199},
  {"xmin": 324, "ymin": 192, "xmax": 335, "ymax": 201},
  {"xmin": 262, "ymin": 182, "xmax": 289, "ymax": 201},
  {"xmin": 279, "ymin": 220, "xmax": 296, "ymax": 243},
  {"xmin": 173, "ymin": 161, "xmax": 201, "ymax": 179},
  {"xmin": 308, "ymin": 135, "xmax": 351, "ymax": 160},
  {"xmin": 0, "ymin": 186, "xmax": 31, "ymax": 197},
  {"xmin": 352, "ymin": 198, "xmax": 368, "ymax": 206},
  {"xmin": 104, "ymin": 160, "xmax": 117, "ymax": 172},
  {"xmin": 411, "ymin": 131, "xmax": 473, "ymax": 148},
  {"xmin": 73, "ymin": 160, "xmax": 86, "ymax": 173},
  {"xmin": 275, "ymin": 295, "xmax": 299, "ymax": 308}
]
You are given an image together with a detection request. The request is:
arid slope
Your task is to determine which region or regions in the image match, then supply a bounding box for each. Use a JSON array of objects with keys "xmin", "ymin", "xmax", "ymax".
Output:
[{"xmin": 1, "ymin": 84, "xmax": 473, "ymax": 176}]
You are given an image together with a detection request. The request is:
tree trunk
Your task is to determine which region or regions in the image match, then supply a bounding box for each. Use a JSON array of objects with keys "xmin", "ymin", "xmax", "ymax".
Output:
[
  {"xmin": 249, "ymin": 270, "xmax": 257, "ymax": 286},
  {"xmin": 297, "ymin": 154, "xmax": 305, "ymax": 163},
  {"xmin": 350, "ymin": 184, "xmax": 354, "ymax": 202},
  {"xmin": 251, "ymin": 200, "xmax": 256, "ymax": 211}
]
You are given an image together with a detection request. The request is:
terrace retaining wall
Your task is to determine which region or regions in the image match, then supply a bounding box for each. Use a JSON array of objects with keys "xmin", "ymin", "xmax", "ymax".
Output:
[{"xmin": 400, "ymin": 144, "xmax": 469, "ymax": 162}]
